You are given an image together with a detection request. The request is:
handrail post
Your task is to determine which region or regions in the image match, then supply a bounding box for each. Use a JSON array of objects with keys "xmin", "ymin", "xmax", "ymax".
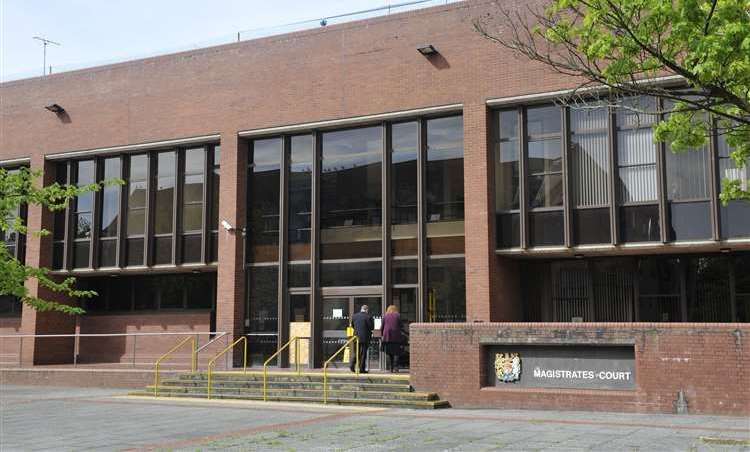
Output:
[
  {"xmin": 132, "ymin": 335, "xmax": 137, "ymax": 368},
  {"xmin": 73, "ymin": 333, "xmax": 79, "ymax": 367},
  {"xmin": 207, "ymin": 336, "xmax": 249, "ymax": 400}
]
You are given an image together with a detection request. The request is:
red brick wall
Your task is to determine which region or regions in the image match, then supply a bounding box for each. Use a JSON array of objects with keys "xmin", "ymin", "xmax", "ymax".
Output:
[
  {"xmin": 76, "ymin": 312, "xmax": 211, "ymax": 367},
  {"xmin": 0, "ymin": 317, "xmax": 22, "ymax": 365},
  {"xmin": 410, "ymin": 322, "xmax": 750, "ymax": 415}
]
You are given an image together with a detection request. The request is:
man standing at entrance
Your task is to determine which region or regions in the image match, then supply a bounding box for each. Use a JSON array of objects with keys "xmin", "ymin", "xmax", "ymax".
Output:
[{"xmin": 350, "ymin": 305, "xmax": 374, "ymax": 373}]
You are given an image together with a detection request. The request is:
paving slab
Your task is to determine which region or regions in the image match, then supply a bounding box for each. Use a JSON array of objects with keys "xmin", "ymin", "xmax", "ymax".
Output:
[{"xmin": 0, "ymin": 385, "xmax": 748, "ymax": 451}]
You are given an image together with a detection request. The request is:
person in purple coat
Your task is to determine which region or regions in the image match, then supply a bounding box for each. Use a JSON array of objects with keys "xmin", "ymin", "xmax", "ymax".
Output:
[{"xmin": 381, "ymin": 305, "xmax": 406, "ymax": 373}]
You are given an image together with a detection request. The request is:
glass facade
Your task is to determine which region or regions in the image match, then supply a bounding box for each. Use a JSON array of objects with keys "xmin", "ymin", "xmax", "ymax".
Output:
[
  {"xmin": 81, "ymin": 273, "xmax": 215, "ymax": 312},
  {"xmin": 51, "ymin": 144, "xmax": 219, "ymax": 270},
  {"xmin": 521, "ymin": 253, "xmax": 748, "ymax": 323},
  {"xmin": 494, "ymin": 97, "xmax": 749, "ymax": 250},
  {"xmin": 245, "ymin": 115, "xmax": 466, "ymax": 366}
]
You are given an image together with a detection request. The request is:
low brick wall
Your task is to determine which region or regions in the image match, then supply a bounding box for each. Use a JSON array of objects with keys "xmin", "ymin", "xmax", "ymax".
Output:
[
  {"xmin": 0, "ymin": 368, "xmax": 179, "ymax": 389},
  {"xmin": 409, "ymin": 323, "xmax": 750, "ymax": 415}
]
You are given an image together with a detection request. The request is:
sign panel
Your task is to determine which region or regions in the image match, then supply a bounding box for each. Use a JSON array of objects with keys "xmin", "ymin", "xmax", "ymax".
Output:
[{"xmin": 485, "ymin": 345, "xmax": 636, "ymax": 390}]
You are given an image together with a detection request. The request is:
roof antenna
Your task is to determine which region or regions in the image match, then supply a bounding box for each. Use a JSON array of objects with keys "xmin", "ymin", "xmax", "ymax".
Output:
[{"xmin": 32, "ymin": 36, "xmax": 61, "ymax": 76}]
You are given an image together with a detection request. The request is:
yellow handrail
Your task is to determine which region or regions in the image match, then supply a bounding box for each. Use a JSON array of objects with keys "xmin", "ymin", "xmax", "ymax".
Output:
[
  {"xmin": 323, "ymin": 336, "xmax": 359, "ymax": 404},
  {"xmin": 153, "ymin": 336, "xmax": 196, "ymax": 397},
  {"xmin": 207, "ymin": 336, "xmax": 247, "ymax": 400},
  {"xmin": 262, "ymin": 336, "xmax": 302, "ymax": 401}
]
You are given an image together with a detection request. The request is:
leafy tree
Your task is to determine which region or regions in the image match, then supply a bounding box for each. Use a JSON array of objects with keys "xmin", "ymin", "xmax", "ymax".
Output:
[
  {"xmin": 0, "ymin": 167, "xmax": 109, "ymax": 314},
  {"xmin": 475, "ymin": 0, "xmax": 750, "ymax": 202}
]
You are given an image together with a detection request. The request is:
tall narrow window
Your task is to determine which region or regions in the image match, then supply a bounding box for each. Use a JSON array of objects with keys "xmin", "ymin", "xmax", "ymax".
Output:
[
  {"xmin": 320, "ymin": 126, "xmax": 382, "ymax": 286},
  {"xmin": 126, "ymin": 155, "xmax": 148, "ymax": 266},
  {"xmin": 248, "ymin": 138, "xmax": 281, "ymax": 263},
  {"xmin": 570, "ymin": 104, "xmax": 611, "ymax": 244},
  {"xmin": 209, "ymin": 146, "xmax": 221, "ymax": 262},
  {"xmin": 99, "ymin": 158, "xmax": 120, "ymax": 267},
  {"xmin": 181, "ymin": 148, "xmax": 205, "ymax": 263},
  {"xmin": 718, "ymin": 133, "xmax": 750, "ymax": 238},
  {"xmin": 2, "ymin": 168, "xmax": 25, "ymax": 262},
  {"xmin": 52, "ymin": 162, "xmax": 68, "ymax": 269},
  {"xmin": 391, "ymin": 122, "xmax": 419, "ymax": 285},
  {"xmin": 288, "ymin": 135, "xmax": 312, "ymax": 287},
  {"xmin": 664, "ymin": 101, "xmax": 711, "ymax": 241},
  {"xmin": 153, "ymin": 151, "xmax": 176, "ymax": 265},
  {"xmin": 73, "ymin": 160, "xmax": 94, "ymax": 268},
  {"xmin": 616, "ymin": 97, "xmax": 660, "ymax": 242},
  {"xmin": 426, "ymin": 116, "xmax": 464, "ymax": 255},
  {"xmin": 495, "ymin": 110, "xmax": 521, "ymax": 248},
  {"xmin": 527, "ymin": 106, "xmax": 563, "ymax": 246}
]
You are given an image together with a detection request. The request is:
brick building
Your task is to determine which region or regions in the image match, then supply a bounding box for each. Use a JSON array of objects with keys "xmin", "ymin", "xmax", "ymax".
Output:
[{"xmin": 1, "ymin": 1, "xmax": 748, "ymax": 414}]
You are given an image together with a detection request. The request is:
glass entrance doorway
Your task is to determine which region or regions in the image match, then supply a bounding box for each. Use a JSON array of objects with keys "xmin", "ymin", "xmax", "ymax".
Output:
[{"xmin": 322, "ymin": 295, "xmax": 382, "ymax": 370}]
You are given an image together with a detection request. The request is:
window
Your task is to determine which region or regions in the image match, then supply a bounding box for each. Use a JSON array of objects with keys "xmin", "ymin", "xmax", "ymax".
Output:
[
  {"xmin": 495, "ymin": 110, "xmax": 521, "ymax": 248},
  {"xmin": 527, "ymin": 106, "xmax": 563, "ymax": 246},
  {"xmin": 616, "ymin": 97, "xmax": 660, "ymax": 242},
  {"xmin": 99, "ymin": 158, "xmax": 120, "ymax": 267},
  {"xmin": 81, "ymin": 273, "xmax": 215, "ymax": 313},
  {"xmin": 391, "ymin": 122, "xmax": 419, "ymax": 257},
  {"xmin": 153, "ymin": 151, "xmax": 176, "ymax": 264},
  {"xmin": 181, "ymin": 148, "xmax": 205, "ymax": 263},
  {"xmin": 288, "ymin": 135, "xmax": 313, "ymax": 271},
  {"xmin": 426, "ymin": 257, "xmax": 466, "ymax": 322},
  {"xmin": 426, "ymin": 116, "xmax": 465, "ymax": 254},
  {"xmin": 248, "ymin": 138, "xmax": 281, "ymax": 263},
  {"xmin": 126, "ymin": 154, "xmax": 148, "ymax": 266},
  {"xmin": 73, "ymin": 160, "xmax": 95, "ymax": 268},
  {"xmin": 320, "ymin": 126, "xmax": 382, "ymax": 284},
  {"xmin": 209, "ymin": 146, "xmax": 221, "ymax": 262},
  {"xmin": 718, "ymin": 133, "xmax": 750, "ymax": 238},
  {"xmin": 570, "ymin": 104, "xmax": 611, "ymax": 245},
  {"xmin": 52, "ymin": 163, "xmax": 68, "ymax": 269},
  {"xmin": 246, "ymin": 265, "xmax": 279, "ymax": 364},
  {"xmin": 1, "ymin": 167, "xmax": 26, "ymax": 263}
]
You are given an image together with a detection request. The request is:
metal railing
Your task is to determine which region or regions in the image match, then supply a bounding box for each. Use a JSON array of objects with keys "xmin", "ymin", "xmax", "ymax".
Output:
[
  {"xmin": 0, "ymin": 332, "xmax": 225, "ymax": 369},
  {"xmin": 323, "ymin": 336, "xmax": 359, "ymax": 404},
  {"xmin": 153, "ymin": 337, "xmax": 196, "ymax": 397},
  {"xmin": 262, "ymin": 336, "xmax": 303, "ymax": 401},
  {"xmin": 207, "ymin": 336, "xmax": 247, "ymax": 400}
]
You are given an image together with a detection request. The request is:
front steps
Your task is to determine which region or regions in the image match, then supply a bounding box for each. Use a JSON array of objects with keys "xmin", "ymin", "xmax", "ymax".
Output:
[{"xmin": 130, "ymin": 371, "xmax": 449, "ymax": 409}]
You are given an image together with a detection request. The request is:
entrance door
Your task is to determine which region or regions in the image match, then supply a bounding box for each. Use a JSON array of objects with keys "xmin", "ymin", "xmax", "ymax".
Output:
[{"xmin": 322, "ymin": 295, "xmax": 382, "ymax": 370}]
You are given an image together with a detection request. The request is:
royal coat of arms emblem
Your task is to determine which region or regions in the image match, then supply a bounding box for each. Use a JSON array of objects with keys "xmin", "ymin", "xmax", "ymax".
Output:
[{"xmin": 495, "ymin": 353, "xmax": 521, "ymax": 383}]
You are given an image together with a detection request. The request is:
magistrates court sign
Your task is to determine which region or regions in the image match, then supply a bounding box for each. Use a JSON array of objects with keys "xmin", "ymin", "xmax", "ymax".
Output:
[{"xmin": 486, "ymin": 345, "xmax": 636, "ymax": 390}]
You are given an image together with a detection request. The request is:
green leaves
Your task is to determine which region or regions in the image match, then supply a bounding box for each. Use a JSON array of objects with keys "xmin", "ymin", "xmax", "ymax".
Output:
[{"xmin": 0, "ymin": 168, "xmax": 119, "ymax": 314}]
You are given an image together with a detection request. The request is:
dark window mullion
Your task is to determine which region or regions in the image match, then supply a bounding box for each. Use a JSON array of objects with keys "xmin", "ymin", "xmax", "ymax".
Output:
[
  {"xmin": 278, "ymin": 135, "xmax": 290, "ymax": 367},
  {"xmin": 655, "ymin": 98, "xmax": 669, "ymax": 243},
  {"xmin": 91, "ymin": 158, "xmax": 102, "ymax": 269},
  {"xmin": 309, "ymin": 131, "xmax": 322, "ymax": 368},
  {"xmin": 201, "ymin": 146, "xmax": 211, "ymax": 263},
  {"xmin": 63, "ymin": 162, "xmax": 74, "ymax": 270},
  {"xmin": 145, "ymin": 152, "xmax": 155, "ymax": 267},
  {"xmin": 417, "ymin": 118, "xmax": 427, "ymax": 322},
  {"xmin": 608, "ymin": 105, "xmax": 619, "ymax": 245},
  {"xmin": 708, "ymin": 116, "xmax": 721, "ymax": 241},
  {"xmin": 519, "ymin": 107, "xmax": 529, "ymax": 249},
  {"xmin": 382, "ymin": 122, "xmax": 392, "ymax": 311},
  {"xmin": 173, "ymin": 149, "xmax": 181, "ymax": 265}
]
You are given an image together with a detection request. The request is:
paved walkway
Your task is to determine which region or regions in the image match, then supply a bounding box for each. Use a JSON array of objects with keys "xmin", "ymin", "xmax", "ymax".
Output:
[{"xmin": 0, "ymin": 385, "xmax": 748, "ymax": 451}]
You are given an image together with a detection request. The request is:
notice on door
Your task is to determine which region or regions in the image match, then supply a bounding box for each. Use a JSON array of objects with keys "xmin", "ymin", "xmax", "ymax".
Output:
[
  {"xmin": 485, "ymin": 345, "xmax": 636, "ymax": 390},
  {"xmin": 332, "ymin": 309, "xmax": 344, "ymax": 319}
]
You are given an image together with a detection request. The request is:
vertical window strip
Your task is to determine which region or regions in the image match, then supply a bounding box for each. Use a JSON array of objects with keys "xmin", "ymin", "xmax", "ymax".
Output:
[{"xmin": 570, "ymin": 106, "xmax": 609, "ymax": 207}]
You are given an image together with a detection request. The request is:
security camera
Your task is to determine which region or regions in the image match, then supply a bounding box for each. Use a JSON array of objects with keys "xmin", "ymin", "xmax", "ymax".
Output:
[{"xmin": 221, "ymin": 220, "xmax": 234, "ymax": 231}]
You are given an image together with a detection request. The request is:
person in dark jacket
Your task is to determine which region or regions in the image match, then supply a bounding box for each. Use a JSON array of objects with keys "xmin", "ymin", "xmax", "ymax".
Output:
[
  {"xmin": 381, "ymin": 305, "xmax": 405, "ymax": 373},
  {"xmin": 349, "ymin": 305, "xmax": 374, "ymax": 373}
]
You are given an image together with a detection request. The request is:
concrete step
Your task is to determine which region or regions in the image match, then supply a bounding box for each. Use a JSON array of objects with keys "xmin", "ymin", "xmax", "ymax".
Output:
[
  {"xmin": 160, "ymin": 379, "xmax": 413, "ymax": 392},
  {"xmin": 145, "ymin": 385, "xmax": 437, "ymax": 401},
  {"xmin": 129, "ymin": 390, "xmax": 450, "ymax": 409},
  {"xmin": 178, "ymin": 371, "xmax": 410, "ymax": 385}
]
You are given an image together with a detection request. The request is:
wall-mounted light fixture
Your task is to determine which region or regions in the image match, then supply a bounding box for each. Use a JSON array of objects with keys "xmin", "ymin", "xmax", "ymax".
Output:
[
  {"xmin": 720, "ymin": 247, "xmax": 731, "ymax": 253},
  {"xmin": 417, "ymin": 44, "xmax": 438, "ymax": 56},
  {"xmin": 44, "ymin": 103, "xmax": 65, "ymax": 114}
]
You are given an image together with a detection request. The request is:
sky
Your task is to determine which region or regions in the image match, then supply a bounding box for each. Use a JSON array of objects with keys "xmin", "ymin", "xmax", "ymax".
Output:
[{"xmin": 0, "ymin": 0, "xmax": 452, "ymax": 81}]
